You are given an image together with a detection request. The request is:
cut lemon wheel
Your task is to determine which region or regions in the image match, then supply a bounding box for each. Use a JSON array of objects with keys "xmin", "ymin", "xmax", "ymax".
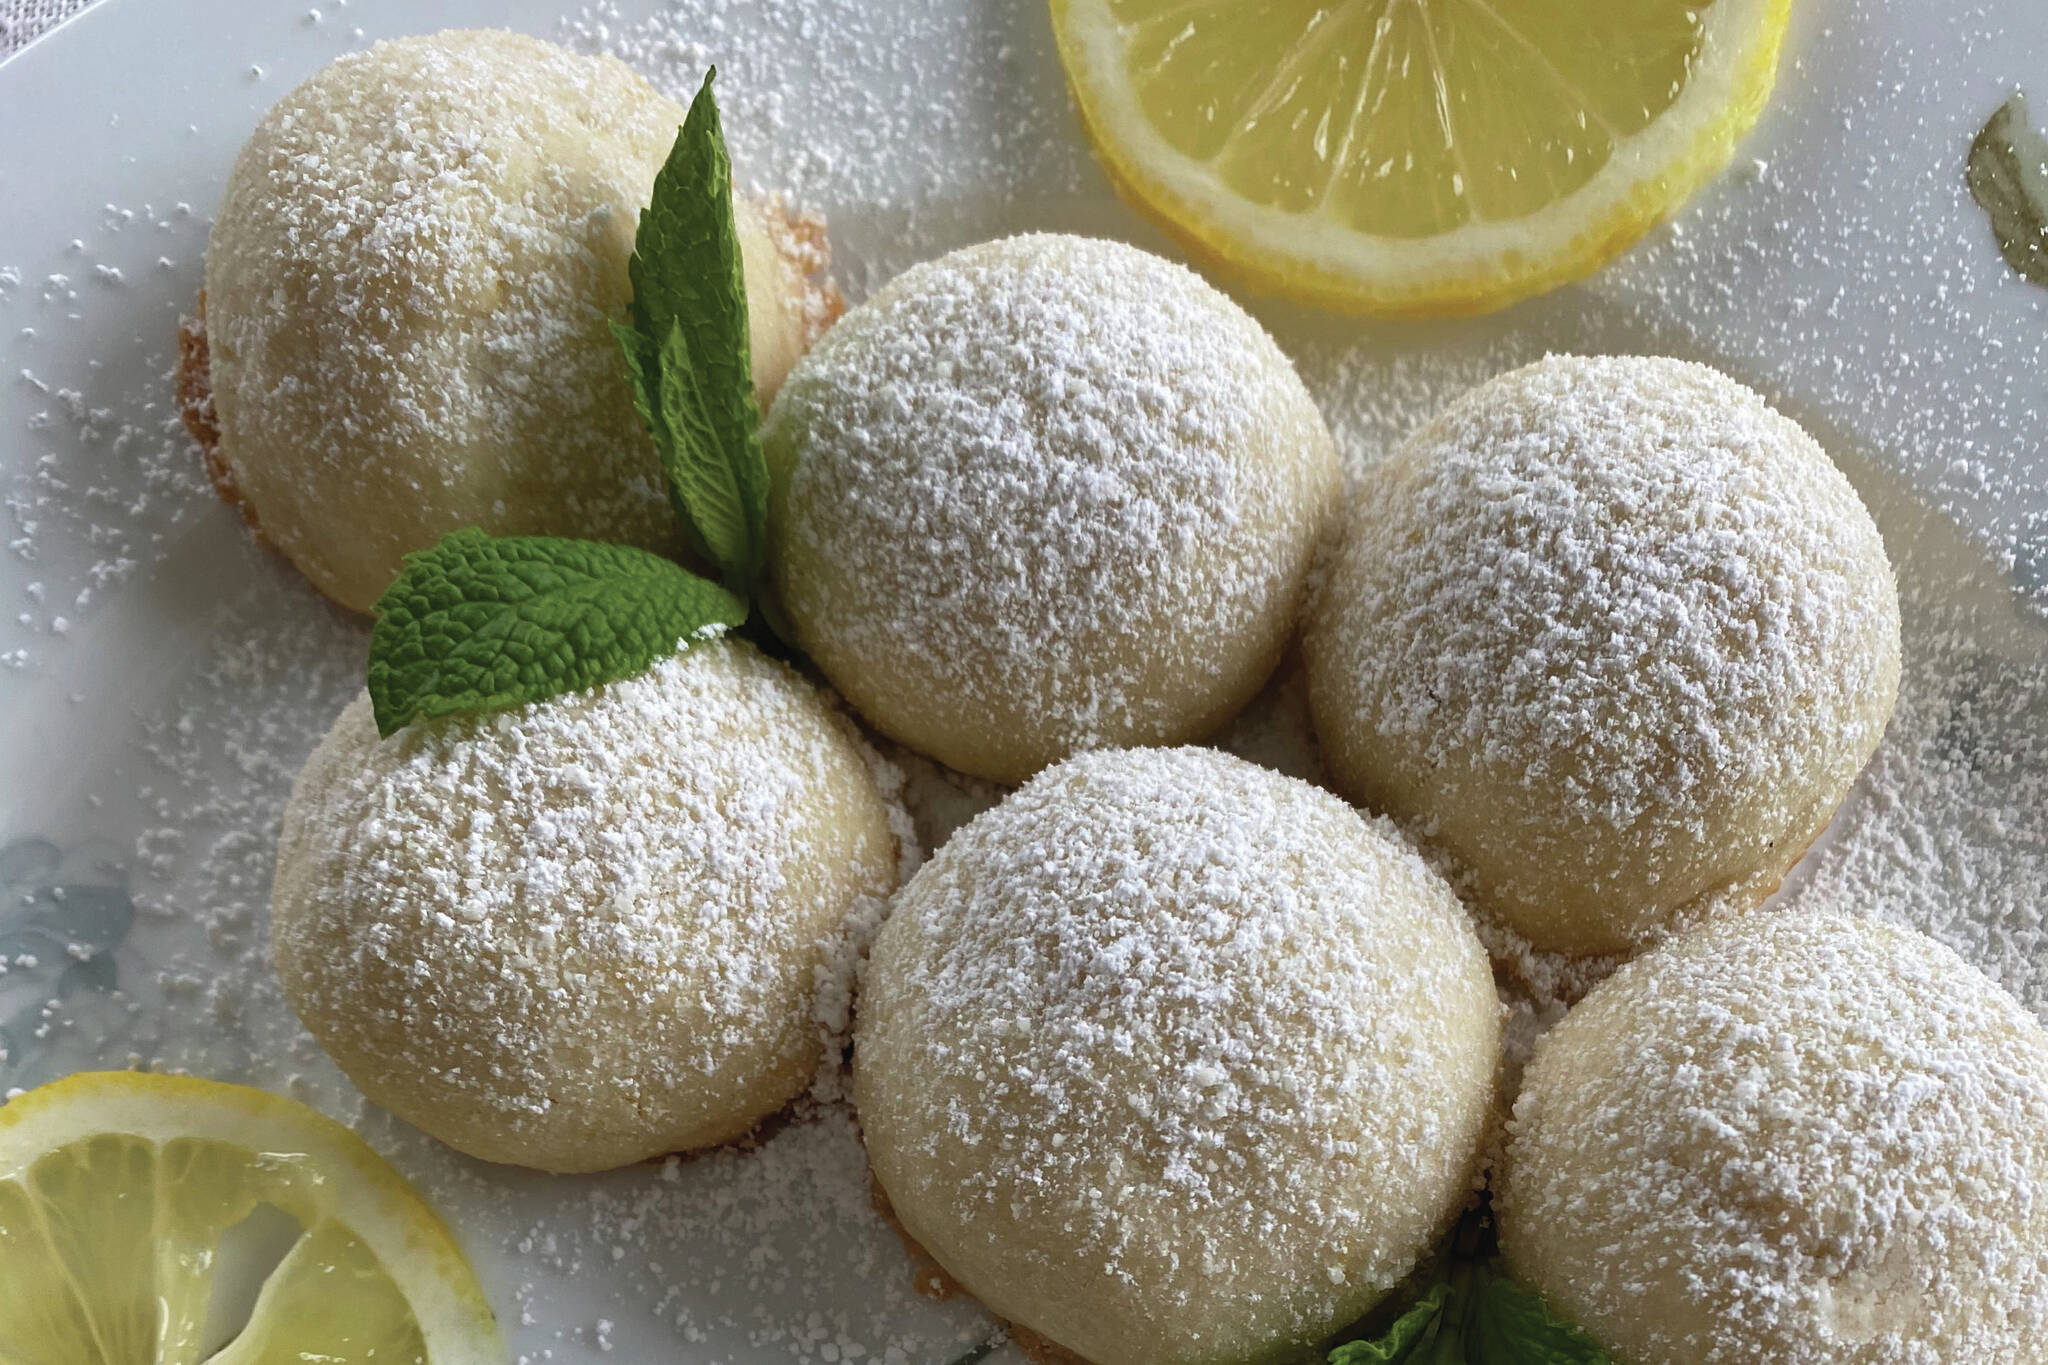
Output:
[
  {"xmin": 1051, "ymin": 0, "xmax": 1791, "ymax": 316},
  {"xmin": 0, "ymin": 1071, "xmax": 501, "ymax": 1365}
]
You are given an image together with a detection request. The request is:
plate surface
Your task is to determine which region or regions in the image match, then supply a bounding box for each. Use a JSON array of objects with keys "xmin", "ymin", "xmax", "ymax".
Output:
[{"xmin": 2, "ymin": 0, "xmax": 2047, "ymax": 1360}]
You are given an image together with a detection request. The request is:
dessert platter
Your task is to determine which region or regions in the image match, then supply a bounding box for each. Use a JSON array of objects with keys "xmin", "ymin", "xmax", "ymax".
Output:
[{"xmin": 1, "ymin": 0, "xmax": 2046, "ymax": 1362}]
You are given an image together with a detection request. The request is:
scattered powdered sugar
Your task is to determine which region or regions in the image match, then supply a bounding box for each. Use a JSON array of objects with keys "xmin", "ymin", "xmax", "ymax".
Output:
[
  {"xmin": 346, "ymin": 1103, "xmax": 995, "ymax": 1365},
  {"xmin": 1500, "ymin": 911, "xmax": 2048, "ymax": 1361},
  {"xmin": 4, "ymin": 250, "xmax": 214, "ymax": 657},
  {"xmin": 1782, "ymin": 578, "xmax": 2048, "ymax": 1019},
  {"xmin": 557, "ymin": 0, "xmax": 1094, "ymax": 298},
  {"xmin": 122, "ymin": 594, "xmax": 364, "ymax": 1080},
  {"xmin": 873, "ymin": 740, "xmax": 1010, "ymax": 866},
  {"xmin": 857, "ymin": 747, "xmax": 1499, "ymax": 1362},
  {"xmin": 0, "ymin": 0, "xmax": 2043, "ymax": 1358},
  {"xmin": 1209, "ymin": 653, "xmax": 1331, "ymax": 792}
]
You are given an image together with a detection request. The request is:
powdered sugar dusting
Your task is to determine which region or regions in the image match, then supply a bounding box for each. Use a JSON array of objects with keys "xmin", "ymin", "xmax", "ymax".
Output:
[
  {"xmin": 1341, "ymin": 356, "xmax": 1892, "ymax": 820},
  {"xmin": 857, "ymin": 746, "xmax": 1499, "ymax": 1363},
  {"xmin": 1501, "ymin": 912, "xmax": 2048, "ymax": 1362},
  {"xmin": 1292, "ymin": 336, "xmax": 2048, "ymax": 1045},
  {"xmin": 203, "ymin": 29, "xmax": 696, "ymax": 609},
  {"xmin": 769, "ymin": 232, "xmax": 1334, "ymax": 780},
  {"xmin": 0, "ymin": 0, "xmax": 2043, "ymax": 1357},
  {"xmin": 271, "ymin": 639, "xmax": 899, "ymax": 1169},
  {"xmin": 1305, "ymin": 355, "xmax": 1902, "ymax": 953}
]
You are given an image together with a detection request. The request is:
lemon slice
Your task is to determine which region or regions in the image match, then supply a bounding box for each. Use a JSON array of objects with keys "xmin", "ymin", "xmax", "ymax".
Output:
[
  {"xmin": 0, "ymin": 1071, "xmax": 501, "ymax": 1365},
  {"xmin": 1051, "ymin": 0, "xmax": 1791, "ymax": 316}
]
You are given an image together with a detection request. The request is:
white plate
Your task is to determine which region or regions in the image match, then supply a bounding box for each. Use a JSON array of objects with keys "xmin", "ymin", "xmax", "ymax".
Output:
[{"xmin": 2, "ymin": 1, "xmax": 2046, "ymax": 1360}]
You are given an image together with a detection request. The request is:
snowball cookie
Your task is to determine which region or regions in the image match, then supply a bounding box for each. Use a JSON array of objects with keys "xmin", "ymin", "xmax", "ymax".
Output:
[
  {"xmin": 204, "ymin": 29, "xmax": 825, "ymax": 613},
  {"xmin": 765, "ymin": 234, "xmax": 1339, "ymax": 786},
  {"xmin": 1498, "ymin": 911, "xmax": 2048, "ymax": 1364},
  {"xmin": 271, "ymin": 638, "xmax": 897, "ymax": 1172},
  {"xmin": 1302, "ymin": 356, "xmax": 1901, "ymax": 956},
  {"xmin": 855, "ymin": 746, "xmax": 1501, "ymax": 1365}
]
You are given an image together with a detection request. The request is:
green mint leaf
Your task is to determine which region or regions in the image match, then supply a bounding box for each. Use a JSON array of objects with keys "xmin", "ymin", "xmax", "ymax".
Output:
[
  {"xmin": 1328, "ymin": 1281, "xmax": 1451, "ymax": 1364},
  {"xmin": 617, "ymin": 67, "xmax": 770, "ymax": 594},
  {"xmin": 658, "ymin": 319, "xmax": 751, "ymax": 585},
  {"xmin": 1967, "ymin": 93, "xmax": 2048, "ymax": 288},
  {"xmin": 1420, "ymin": 1266, "xmax": 1475, "ymax": 1365},
  {"xmin": 611, "ymin": 318, "xmax": 666, "ymax": 456},
  {"xmin": 367, "ymin": 528, "xmax": 748, "ymax": 737},
  {"xmin": 1468, "ymin": 1265, "xmax": 1613, "ymax": 1365}
]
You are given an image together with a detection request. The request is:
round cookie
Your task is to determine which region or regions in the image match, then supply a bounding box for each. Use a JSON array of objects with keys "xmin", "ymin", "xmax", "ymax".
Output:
[
  {"xmin": 204, "ymin": 29, "xmax": 824, "ymax": 612},
  {"xmin": 271, "ymin": 639, "xmax": 896, "ymax": 1173},
  {"xmin": 1302, "ymin": 355, "xmax": 1901, "ymax": 955},
  {"xmin": 854, "ymin": 746, "xmax": 1501, "ymax": 1365},
  {"xmin": 765, "ymin": 234, "xmax": 1339, "ymax": 785},
  {"xmin": 1498, "ymin": 911, "xmax": 2048, "ymax": 1364}
]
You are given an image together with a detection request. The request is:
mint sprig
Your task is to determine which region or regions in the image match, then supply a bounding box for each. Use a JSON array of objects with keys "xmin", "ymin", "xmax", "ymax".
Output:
[
  {"xmin": 1328, "ymin": 1264, "xmax": 1608, "ymax": 1365},
  {"xmin": 1331, "ymin": 1282, "xmax": 1452, "ymax": 1363},
  {"xmin": 611, "ymin": 67, "xmax": 770, "ymax": 598},
  {"xmin": 364, "ymin": 70, "xmax": 786, "ymax": 737},
  {"xmin": 1327, "ymin": 1212, "xmax": 1611, "ymax": 1365},
  {"xmin": 1966, "ymin": 93, "xmax": 2048, "ymax": 289},
  {"xmin": 1466, "ymin": 1269, "xmax": 1612, "ymax": 1364},
  {"xmin": 367, "ymin": 531, "xmax": 746, "ymax": 738}
]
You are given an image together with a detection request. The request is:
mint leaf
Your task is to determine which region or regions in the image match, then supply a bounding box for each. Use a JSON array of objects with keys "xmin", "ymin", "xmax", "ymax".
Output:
[
  {"xmin": 1325, "ymin": 1261, "xmax": 1611, "ymax": 1365},
  {"xmin": 368, "ymin": 73, "xmax": 780, "ymax": 736},
  {"xmin": 658, "ymin": 319, "xmax": 752, "ymax": 583},
  {"xmin": 367, "ymin": 528, "xmax": 748, "ymax": 737},
  {"xmin": 1419, "ymin": 1267, "xmax": 1473, "ymax": 1365},
  {"xmin": 1468, "ymin": 1265, "xmax": 1612, "ymax": 1365},
  {"xmin": 618, "ymin": 68, "xmax": 770, "ymax": 594},
  {"xmin": 1967, "ymin": 93, "xmax": 2048, "ymax": 288},
  {"xmin": 611, "ymin": 318, "xmax": 667, "ymax": 460},
  {"xmin": 1328, "ymin": 1281, "xmax": 1450, "ymax": 1364}
]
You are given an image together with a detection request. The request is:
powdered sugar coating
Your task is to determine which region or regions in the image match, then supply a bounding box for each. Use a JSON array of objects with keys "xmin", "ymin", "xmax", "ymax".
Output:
[
  {"xmin": 765, "ymin": 234, "xmax": 1338, "ymax": 785},
  {"xmin": 203, "ymin": 29, "xmax": 815, "ymax": 612},
  {"xmin": 271, "ymin": 638, "xmax": 897, "ymax": 1173},
  {"xmin": 854, "ymin": 746, "xmax": 1500, "ymax": 1365},
  {"xmin": 1500, "ymin": 911, "xmax": 2048, "ymax": 1364},
  {"xmin": 1304, "ymin": 354, "xmax": 1902, "ymax": 955}
]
